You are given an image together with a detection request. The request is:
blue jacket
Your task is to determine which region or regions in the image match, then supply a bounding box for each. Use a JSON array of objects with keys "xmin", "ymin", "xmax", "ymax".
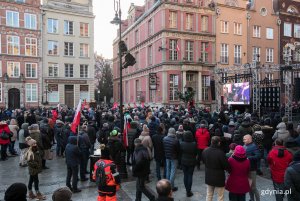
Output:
[
  {"xmin": 244, "ymin": 142, "xmax": 261, "ymax": 171},
  {"xmin": 65, "ymin": 136, "xmax": 81, "ymax": 167}
]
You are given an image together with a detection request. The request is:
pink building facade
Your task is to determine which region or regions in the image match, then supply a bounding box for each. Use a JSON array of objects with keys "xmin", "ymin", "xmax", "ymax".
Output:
[
  {"xmin": 112, "ymin": 0, "xmax": 216, "ymax": 108},
  {"xmin": 0, "ymin": 0, "xmax": 41, "ymax": 109}
]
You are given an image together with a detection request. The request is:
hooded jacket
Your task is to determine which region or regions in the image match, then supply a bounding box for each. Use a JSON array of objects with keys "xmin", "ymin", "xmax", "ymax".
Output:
[
  {"xmin": 261, "ymin": 125, "xmax": 274, "ymax": 151},
  {"xmin": 18, "ymin": 123, "xmax": 29, "ymax": 149},
  {"xmin": 267, "ymin": 145, "xmax": 293, "ymax": 183},
  {"xmin": 238, "ymin": 121, "xmax": 254, "ymax": 137},
  {"xmin": 195, "ymin": 127, "xmax": 210, "ymax": 150},
  {"xmin": 284, "ymin": 161, "xmax": 300, "ymax": 201},
  {"xmin": 273, "ymin": 122, "xmax": 290, "ymax": 143},
  {"xmin": 65, "ymin": 136, "xmax": 81, "ymax": 167},
  {"xmin": 0, "ymin": 123, "xmax": 11, "ymax": 145},
  {"xmin": 180, "ymin": 132, "xmax": 197, "ymax": 166}
]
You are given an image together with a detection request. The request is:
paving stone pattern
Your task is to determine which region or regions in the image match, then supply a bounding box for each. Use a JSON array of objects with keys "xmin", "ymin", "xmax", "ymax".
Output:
[{"xmin": 0, "ymin": 153, "xmax": 280, "ymax": 201}]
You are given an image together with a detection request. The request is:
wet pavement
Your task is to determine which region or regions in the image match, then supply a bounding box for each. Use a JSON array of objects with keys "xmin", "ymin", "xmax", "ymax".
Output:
[{"xmin": 0, "ymin": 150, "xmax": 281, "ymax": 201}]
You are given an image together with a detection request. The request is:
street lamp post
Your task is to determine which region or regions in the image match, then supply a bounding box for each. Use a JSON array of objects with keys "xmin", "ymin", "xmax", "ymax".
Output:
[
  {"xmin": 111, "ymin": 0, "xmax": 124, "ymax": 134},
  {"xmin": 111, "ymin": 0, "xmax": 128, "ymax": 179},
  {"xmin": 97, "ymin": 90, "xmax": 100, "ymax": 105}
]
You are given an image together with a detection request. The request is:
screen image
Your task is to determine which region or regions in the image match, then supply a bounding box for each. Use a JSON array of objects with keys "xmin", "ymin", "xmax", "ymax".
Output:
[{"xmin": 223, "ymin": 82, "xmax": 250, "ymax": 105}]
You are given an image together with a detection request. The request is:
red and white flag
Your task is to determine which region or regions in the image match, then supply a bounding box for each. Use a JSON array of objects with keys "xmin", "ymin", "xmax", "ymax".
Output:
[
  {"xmin": 176, "ymin": 43, "xmax": 180, "ymax": 52},
  {"xmin": 71, "ymin": 99, "xmax": 82, "ymax": 134},
  {"xmin": 141, "ymin": 102, "xmax": 145, "ymax": 108},
  {"xmin": 134, "ymin": 102, "xmax": 137, "ymax": 108}
]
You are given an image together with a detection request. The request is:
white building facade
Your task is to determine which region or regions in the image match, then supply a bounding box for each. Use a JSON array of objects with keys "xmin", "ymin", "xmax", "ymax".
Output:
[{"xmin": 41, "ymin": 0, "xmax": 95, "ymax": 108}]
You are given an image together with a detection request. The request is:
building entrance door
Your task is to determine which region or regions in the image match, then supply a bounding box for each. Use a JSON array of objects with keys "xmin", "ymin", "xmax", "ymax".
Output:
[
  {"xmin": 65, "ymin": 85, "xmax": 74, "ymax": 108},
  {"xmin": 8, "ymin": 88, "xmax": 20, "ymax": 109}
]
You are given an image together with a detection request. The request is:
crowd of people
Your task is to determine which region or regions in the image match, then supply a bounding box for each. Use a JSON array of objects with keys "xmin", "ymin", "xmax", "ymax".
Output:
[{"xmin": 0, "ymin": 105, "xmax": 300, "ymax": 201}]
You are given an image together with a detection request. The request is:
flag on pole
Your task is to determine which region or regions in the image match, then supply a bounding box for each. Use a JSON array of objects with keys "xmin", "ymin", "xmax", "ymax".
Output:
[
  {"xmin": 71, "ymin": 99, "xmax": 82, "ymax": 134},
  {"xmin": 141, "ymin": 102, "xmax": 145, "ymax": 108},
  {"xmin": 134, "ymin": 102, "xmax": 137, "ymax": 108},
  {"xmin": 123, "ymin": 115, "xmax": 129, "ymax": 148}
]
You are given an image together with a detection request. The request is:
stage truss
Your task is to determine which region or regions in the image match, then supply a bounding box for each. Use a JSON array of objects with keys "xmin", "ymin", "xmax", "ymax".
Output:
[{"xmin": 215, "ymin": 62, "xmax": 300, "ymax": 121}]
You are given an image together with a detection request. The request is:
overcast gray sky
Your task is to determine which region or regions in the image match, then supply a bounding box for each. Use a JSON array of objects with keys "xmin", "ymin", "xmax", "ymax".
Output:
[{"xmin": 93, "ymin": 0, "xmax": 144, "ymax": 59}]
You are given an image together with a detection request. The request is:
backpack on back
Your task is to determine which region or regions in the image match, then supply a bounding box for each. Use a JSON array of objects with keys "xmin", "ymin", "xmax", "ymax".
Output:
[{"xmin": 95, "ymin": 160, "xmax": 120, "ymax": 188}]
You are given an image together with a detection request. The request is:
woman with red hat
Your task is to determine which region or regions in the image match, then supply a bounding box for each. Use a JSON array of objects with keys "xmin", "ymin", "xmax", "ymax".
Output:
[{"xmin": 226, "ymin": 145, "xmax": 251, "ymax": 201}]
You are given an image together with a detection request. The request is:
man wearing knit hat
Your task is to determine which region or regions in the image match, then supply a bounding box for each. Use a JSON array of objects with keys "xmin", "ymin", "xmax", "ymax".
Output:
[
  {"xmin": 52, "ymin": 187, "xmax": 72, "ymax": 201},
  {"xmin": 284, "ymin": 150, "xmax": 300, "ymax": 201}
]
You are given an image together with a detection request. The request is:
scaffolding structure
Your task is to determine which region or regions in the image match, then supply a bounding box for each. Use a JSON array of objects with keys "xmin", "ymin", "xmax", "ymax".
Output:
[{"xmin": 214, "ymin": 62, "xmax": 299, "ymax": 119}]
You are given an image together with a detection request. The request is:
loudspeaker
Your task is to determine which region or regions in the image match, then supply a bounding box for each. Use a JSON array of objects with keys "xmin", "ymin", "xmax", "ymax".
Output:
[
  {"xmin": 210, "ymin": 80, "xmax": 216, "ymax": 100},
  {"xmin": 295, "ymin": 78, "xmax": 300, "ymax": 101}
]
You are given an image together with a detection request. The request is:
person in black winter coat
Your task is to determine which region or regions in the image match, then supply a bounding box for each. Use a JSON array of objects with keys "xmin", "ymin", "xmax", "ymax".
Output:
[
  {"xmin": 126, "ymin": 121, "xmax": 139, "ymax": 165},
  {"xmin": 78, "ymin": 126, "xmax": 91, "ymax": 181},
  {"xmin": 180, "ymin": 131, "xmax": 197, "ymax": 197},
  {"xmin": 132, "ymin": 138, "xmax": 155, "ymax": 201},
  {"xmin": 65, "ymin": 136, "xmax": 81, "ymax": 193},
  {"xmin": 152, "ymin": 126, "xmax": 166, "ymax": 180},
  {"xmin": 148, "ymin": 116, "xmax": 158, "ymax": 137},
  {"xmin": 97, "ymin": 123, "xmax": 110, "ymax": 145},
  {"xmin": 87, "ymin": 122, "xmax": 96, "ymax": 154},
  {"xmin": 284, "ymin": 150, "xmax": 300, "ymax": 201},
  {"xmin": 202, "ymin": 136, "xmax": 229, "ymax": 201},
  {"xmin": 54, "ymin": 120, "xmax": 66, "ymax": 157}
]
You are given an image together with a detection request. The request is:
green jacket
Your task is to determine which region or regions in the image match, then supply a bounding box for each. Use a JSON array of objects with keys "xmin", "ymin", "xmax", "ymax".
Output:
[{"xmin": 27, "ymin": 151, "xmax": 42, "ymax": 176}]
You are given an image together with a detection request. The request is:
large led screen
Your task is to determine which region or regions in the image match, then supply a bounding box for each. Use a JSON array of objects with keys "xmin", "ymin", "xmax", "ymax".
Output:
[{"xmin": 223, "ymin": 82, "xmax": 250, "ymax": 105}]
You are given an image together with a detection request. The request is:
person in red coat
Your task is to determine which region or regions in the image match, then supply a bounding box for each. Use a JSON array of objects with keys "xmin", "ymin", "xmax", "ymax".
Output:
[
  {"xmin": 195, "ymin": 120, "xmax": 210, "ymax": 170},
  {"xmin": 226, "ymin": 145, "xmax": 250, "ymax": 201},
  {"xmin": 0, "ymin": 121, "xmax": 12, "ymax": 161},
  {"xmin": 267, "ymin": 139, "xmax": 293, "ymax": 201}
]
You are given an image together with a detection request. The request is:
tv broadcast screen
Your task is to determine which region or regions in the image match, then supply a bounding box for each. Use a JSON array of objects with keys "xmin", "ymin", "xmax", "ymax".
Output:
[{"xmin": 223, "ymin": 82, "xmax": 250, "ymax": 105}]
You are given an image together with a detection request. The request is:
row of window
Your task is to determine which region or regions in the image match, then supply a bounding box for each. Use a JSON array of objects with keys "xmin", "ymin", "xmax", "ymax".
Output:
[
  {"xmin": 48, "ymin": 85, "xmax": 90, "ymax": 102},
  {"xmin": 0, "ymin": 35, "xmax": 37, "ymax": 56},
  {"xmin": 168, "ymin": 11, "xmax": 209, "ymax": 31},
  {"xmin": 48, "ymin": 63, "xmax": 89, "ymax": 78},
  {"xmin": 0, "ymin": 62, "xmax": 89, "ymax": 78},
  {"xmin": 48, "ymin": 41, "xmax": 89, "ymax": 57},
  {"xmin": 220, "ymin": 44, "xmax": 274, "ymax": 64},
  {"xmin": 0, "ymin": 83, "xmax": 37, "ymax": 102},
  {"xmin": 123, "ymin": 74, "xmax": 210, "ymax": 102},
  {"xmin": 284, "ymin": 22, "xmax": 300, "ymax": 38},
  {"xmin": 6, "ymin": 11, "xmax": 37, "ymax": 29},
  {"xmin": 48, "ymin": 19, "xmax": 89, "ymax": 37},
  {"xmin": 168, "ymin": 40, "xmax": 210, "ymax": 61},
  {"xmin": 3, "ymin": 11, "xmax": 90, "ymax": 37},
  {"xmin": 0, "ymin": 82, "xmax": 90, "ymax": 103},
  {"xmin": 0, "ymin": 34, "xmax": 90, "ymax": 58},
  {"xmin": 0, "ymin": 62, "xmax": 36, "ymax": 78},
  {"xmin": 220, "ymin": 22, "xmax": 274, "ymax": 39}
]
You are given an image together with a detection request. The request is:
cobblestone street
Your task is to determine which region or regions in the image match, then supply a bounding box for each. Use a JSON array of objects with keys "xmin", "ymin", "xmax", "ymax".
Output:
[{"xmin": 0, "ymin": 152, "xmax": 281, "ymax": 201}]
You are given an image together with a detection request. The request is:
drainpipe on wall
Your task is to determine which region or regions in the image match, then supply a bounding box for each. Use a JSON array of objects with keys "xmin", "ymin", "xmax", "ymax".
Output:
[{"xmin": 40, "ymin": 10, "xmax": 45, "ymax": 106}]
